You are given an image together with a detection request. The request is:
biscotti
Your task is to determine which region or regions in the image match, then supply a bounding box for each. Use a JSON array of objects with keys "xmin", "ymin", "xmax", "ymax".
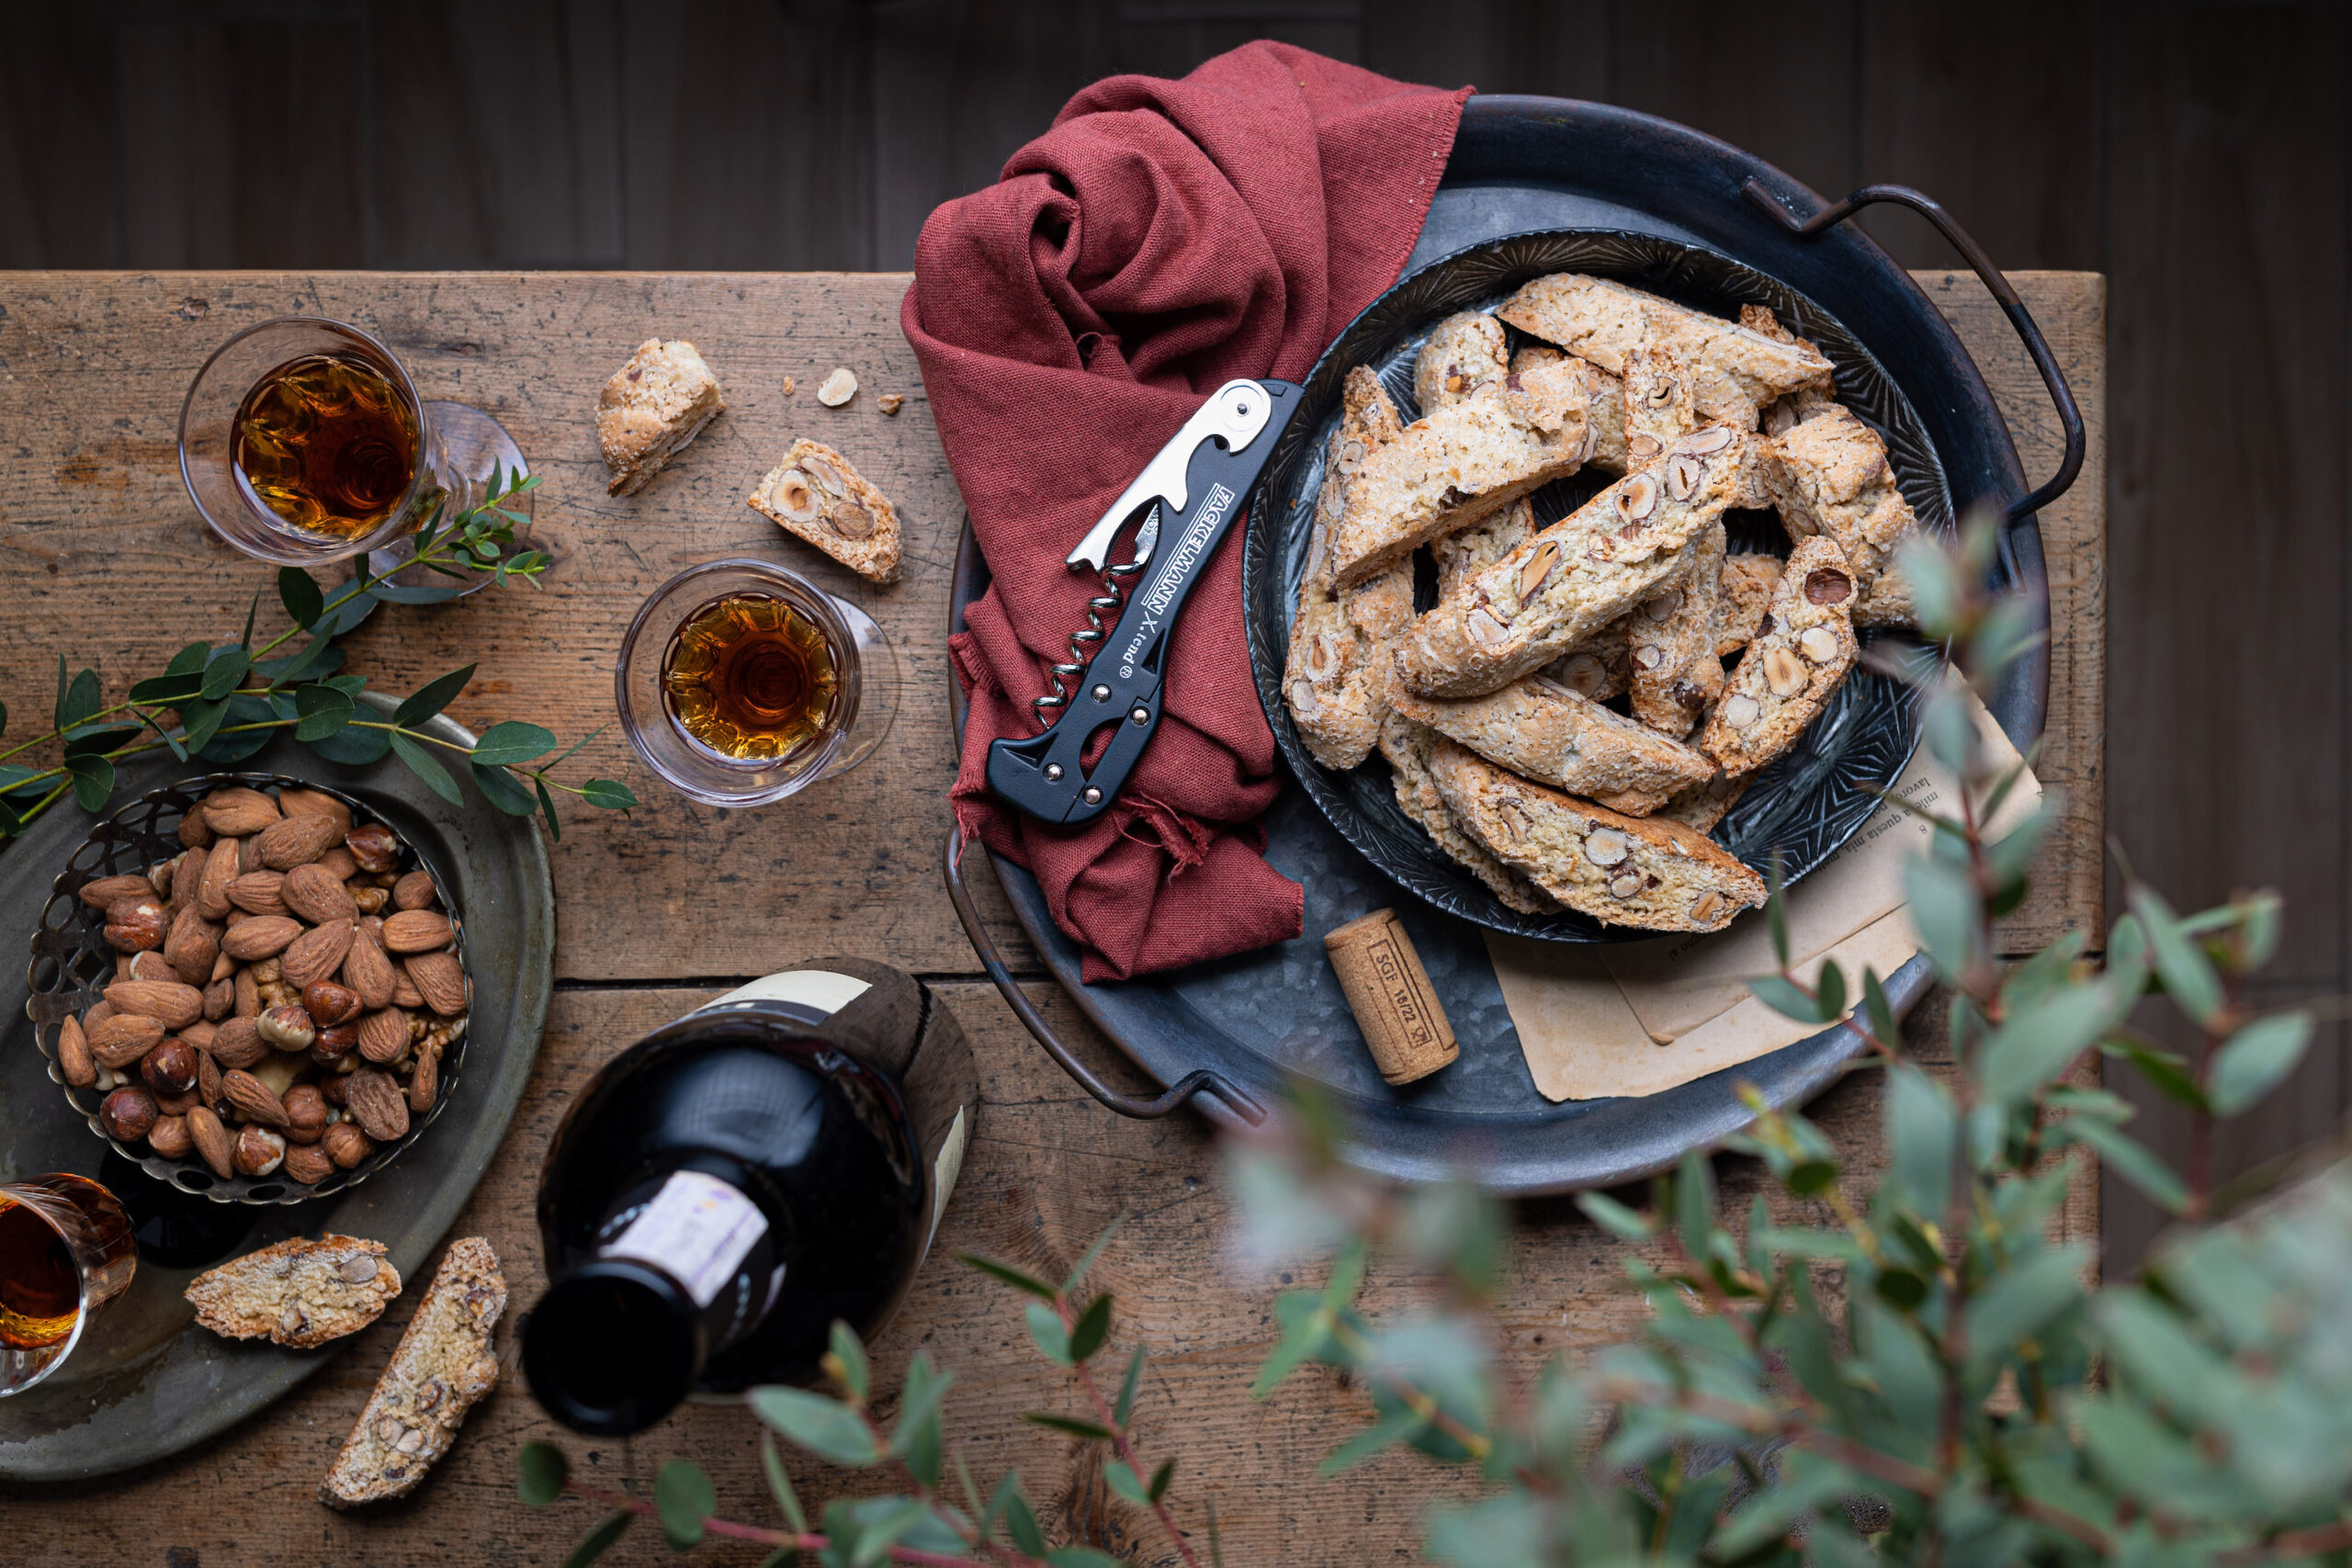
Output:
[
  {"xmin": 185, "ymin": 1234, "xmax": 401, "ymax": 1349},
  {"xmin": 1385, "ymin": 671, "xmax": 1715, "ymax": 817},
  {"xmin": 1628, "ymin": 519, "xmax": 1727, "ymax": 739},
  {"xmin": 1764, "ymin": 404, "xmax": 1917, "ymax": 625},
  {"xmin": 1329, "ymin": 355, "xmax": 1591, "ymax": 587},
  {"xmin": 749, "ymin": 438, "xmax": 903, "ymax": 584},
  {"xmin": 1287, "ymin": 368, "xmax": 1414, "ymax": 769},
  {"xmin": 1548, "ymin": 625, "xmax": 1632, "ymax": 702},
  {"xmin": 1378, "ymin": 715, "xmax": 1557, "ymax": 915},
  {"xmin": 597, "ymin": 339, "xmax": 725, "ymax": 496},
  {"xmin": 1393, "ymin": 424, "xmax": 1742, "ymax": 699},
  {"xmin": 1658, "ymin": 771, "xmax": 1751, "ymax": 834},
  {"xmin": 319, "ymin": 1237, "xmax": 506, "ymax": 1509},
  {"xmin": 1434, "ymin": 496, "xmax": 1535, "ymax": 599},
  {"xmin": 1715, "ymin": 552, "xmax": 1782, "ymax": 656},
  {"xmin": 1428, "ymin": 739, "xmax": 1767, "ymax": 932},
  {"xmin": 1498, "ymin": 274, "xmax": 1834, "ymax": 429},
  {"xmin": 1698, "ymin": 536, "xmax": 1860, "ymax": 779},
  {"xmin": 1414, "ymin": 310, "xmax": 1510, "ymax": 412}
]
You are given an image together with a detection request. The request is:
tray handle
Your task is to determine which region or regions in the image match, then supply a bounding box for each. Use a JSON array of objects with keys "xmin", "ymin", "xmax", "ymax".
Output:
[
  {"xmin": 941, "ymin": 826, "xmax": 1267, "ymax": 1125},
  {"xmin": 1744, "ymin": 179, "xmax": 2086, "ymax": 524}
]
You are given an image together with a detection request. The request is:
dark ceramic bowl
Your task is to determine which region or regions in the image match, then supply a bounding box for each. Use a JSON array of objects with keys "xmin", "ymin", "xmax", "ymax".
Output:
[
  {"xmin": 1241, "ymin": 228, "xmax": 1945, "ymax": 942},
  {"xmin": 26, "ymin": 773, "xmax": 470, "ymax": 1204}
]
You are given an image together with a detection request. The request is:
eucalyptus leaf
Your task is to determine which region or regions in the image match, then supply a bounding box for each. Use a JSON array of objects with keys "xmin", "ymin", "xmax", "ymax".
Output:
[
  {"xmin": 60, "ymin": 665, "xmax": 100, "ymax": 729},
  {"xmin": 533, "ymin": 774, "xmax": 562, "ymax": 841},
  {"xmin": 1068, "ymin": 1292, "xmax": 1114, "ymax": 1362},
  {"xmin": 1114, "ymin": 1343, "xmax": 1146, "ymax": 1427},
  {"xmin": 515, "ymin": 1440, "xmax": 568, "ymax": 1506},
  {"xmin": 307, "ymin": 722, "xmax": 392, "ymax": 765},
  {"xmin": 393, "ymin": 665, "xmax": 477, "ymax": 728},
  {"xmin": 292, "ymin": 682, "xmax": 354, "ymax": 741},
  {"xmin": 277, "ymin": 565, "xmax": 324, "ymax": 629},
  {"xmin": 2208, "ymin": 1011, "xmax": 2312, "ymax": 1116},
  {"xmin": 468, "ymin": 719, "xmax": 558, "ymax": 767},
  {"xmin": 560, "ymin": 1510, "xmax": 632, "ymax": 1568},
  {"xmin": 825, "ymin": 1320, "xmax": 870, "ymax": 1402},
  {"xmin": 748, "ymin": 1386, "xmax": 878, "ymax": 1467},
  {"xmin": 580, "ymin": 778, "xmax": 638, "ymax": 810},
  {"xmin": 653, "ymin": 1458, "xmax": 714, "ymax": 1549},
  {"xmin": 64, "ymin": 754, "xmax": 113, "ymax": 813},
  {"xmin": 761, "ymin": 1434, "xmax": 807, "ymax": 1534},
  {"xmin": 471, "ymin": 761, "xmax": 537, "ymax": 817},
  {"xmin": 1024, "ymin": 1300, "xmax": 1072, "ymax": 1367},
  {"xmin": 1023, "ymin": 1412, "xmax": 1116, "ymax": 1442},
  {"xmin": 958, "ymin": 1253, "xmax": 1057, "ymax": 1300},
  {"xmin": 389, "ymin": 731, "xmax": 463, "ymax": 807}
]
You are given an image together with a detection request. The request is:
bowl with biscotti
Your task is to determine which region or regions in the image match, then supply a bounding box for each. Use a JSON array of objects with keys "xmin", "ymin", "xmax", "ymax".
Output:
[
  {"xmin": 26, "ymin": 773, "xmax": 472, "ymax": 1202},
  {"xmin": 1245, "ymin": 228, "xmax": 1952, "ymax": 942}
]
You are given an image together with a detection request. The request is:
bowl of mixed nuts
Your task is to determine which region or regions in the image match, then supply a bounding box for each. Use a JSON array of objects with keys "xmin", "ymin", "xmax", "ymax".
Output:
[{"xmin": 25, "ymin": 774, "xmax": 472, "ymax": 1204}]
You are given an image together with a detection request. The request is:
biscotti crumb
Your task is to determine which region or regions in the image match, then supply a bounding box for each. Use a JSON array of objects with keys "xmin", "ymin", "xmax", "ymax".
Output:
[
  {"xmin": 780, "ymin": 375, "xmax": 796, "ymax": 396},
  {"xmin": 597, "ymin": 339, "xmax": 726, "ymax": 497},
  {"xmin": 878, "ymin": 393, "xmax": 905, "ymax": 415},
  {"xmin": 319, "ymin": 1237, "xmax": 505, "ymax": 1510}
]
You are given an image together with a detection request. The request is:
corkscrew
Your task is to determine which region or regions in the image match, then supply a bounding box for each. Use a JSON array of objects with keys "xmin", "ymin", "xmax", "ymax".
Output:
[{"xmin": 988, "ymin": 378, "xmax": 1302, "ymax": 826}]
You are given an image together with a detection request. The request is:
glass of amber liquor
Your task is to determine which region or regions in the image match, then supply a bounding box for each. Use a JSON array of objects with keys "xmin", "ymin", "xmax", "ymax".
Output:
[
  {"xmin": 615, "ymin": 559, "xmax": 898, "ymax": 807},
  {"xmin": 178, "ymin": 316, "xmax": 533, "ymax": 571},
  {"xmin": 0, "ymin": 1174, "xmax": 136, "ymax": 1398}
]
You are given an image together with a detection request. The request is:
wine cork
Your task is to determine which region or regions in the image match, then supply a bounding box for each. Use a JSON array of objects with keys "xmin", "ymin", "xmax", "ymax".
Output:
[{"xmin": 1323, "ymin": 908, "xmax": 1457, "ymax": 1085}]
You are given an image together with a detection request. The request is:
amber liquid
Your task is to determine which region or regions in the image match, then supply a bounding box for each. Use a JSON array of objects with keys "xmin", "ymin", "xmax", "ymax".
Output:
[
  {"xmin": 232, "ymin": 351, "xmax": 421, "ymax": 538},
  {"xmin": 0, "ymin": 1177, "xmax": 133, "ymax": 1351},
  {"xmin": 662, "ymin": 594, "xmax": 842, "ymax": 762}
]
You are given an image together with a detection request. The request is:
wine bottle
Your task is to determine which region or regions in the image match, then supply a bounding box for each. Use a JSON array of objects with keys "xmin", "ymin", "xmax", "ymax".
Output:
[{"xmin": 521, "ymin": 959, "xmax": 978, "ymax": 1435}]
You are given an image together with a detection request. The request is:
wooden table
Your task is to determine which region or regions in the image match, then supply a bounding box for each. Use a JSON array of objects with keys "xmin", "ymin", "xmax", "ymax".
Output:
[{"xmin": 0, "ymin": 270, "xmax": 2103, "ymax": 1564}]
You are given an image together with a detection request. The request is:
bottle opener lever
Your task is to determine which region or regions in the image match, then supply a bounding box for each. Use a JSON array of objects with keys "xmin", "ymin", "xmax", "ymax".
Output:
[{"xmin": 987, "ymin": 377, "xmax": 1302, "ymax": 827}]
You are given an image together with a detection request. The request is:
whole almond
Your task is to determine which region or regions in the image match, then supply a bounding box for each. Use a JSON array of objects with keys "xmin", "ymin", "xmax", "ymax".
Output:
[
  {"xmin": 78, "ymin": 873, "xmax": 154, "ymax": 911},
  {"xmin": 187, "ymin": 1105, "xmax": 235, "ymax": 1178},
  {"xmin": 344, "ymin": 1069, "xmax": 410, "ymax": 1141},
  {"xmin": 164, "ymin": 904, "xmax": 219, "ymax": 987},
  {"xmin": 182, "ymin": 1018, "xmax": 217, "ymax": 1051},
  {"xmin": 256, "ymin": 812, "xmax": 341, "ymax": 871},
  {"xmin": 56, "ymin": 1014, "xmax": 96, "ymax": 1088},
  {"xmin": 239, "ymin": 834, "xmax": 266, "ymax": 874},
  {"xmin": 404, "ymin": 951, "xmax": 468, "ymax": 1016},
  {"xmin": 170, "ymin": 845, "xmax": 207, "ymax": 913},
  {"xmin": 317, "ymin": 846, "xmax": 358, "ymax": 881},
  {"xmin": 409, "ymin": 1041, "xmax": 440, "ymax": 1112},
  {"xmin": 149, "ymin": 1114, "xmax": 193, "ymax": 1160},
  {"xmin": 203, "ymin": 787, "xmax": 280, "ymax": 837},
  {"xmin": 177, "ymin": 809, "xmax": 213, "ymax": 850},
  {"xmin": 85, "ymin": 1000, "xmax": 116, "ymax": 1031},
  {"xmin": 226, "ymin": 869, "xmax": 288, "ymax": 917},
  {"xmin": 233, "ymin": 966, "xmax": 261, "ymax": 1019},
  {"xmin": 278, "ymin": 788, "xmax": 353, "ymax": 836},
  {"xmin": 197, "ymin": 840, "xmax": 240, "ymax": 919},
  {"xmin": 356, "ymin": 1008, "xmax": 410, "ymax": 1064},
  {"xmin": 196, "ymin": 1046, "xmax": 223, "ymax": 1107},
  {"xmin": 281, "ymin": 1142, "xmax": 334, "ymax": 1185},
  {"xmin": 282, "ymin": 920, "xmax": 356, "ymax": 990},
  {"xmin": 221, "ymin": 1069, "xmax": 291, "ymax": 1128},
  {"xmin": 203, "ymin": 975, "xmax": 233, "ymax": 1021},
  {"xmin": 130, "ymin": 951, "xmax": 178, "ymax": 985},
  {"xmin": 390, "ymin": 871, "xmax": 439, "ymax": 912},
  {"xmin": 282, "ymin": 863, "xmax": 359, "ymax": 925},
  {"xmin": 208, "ymin": 1015, "xmax": 266, "ymax": 1070},
  {"xmin": 381, "ymin": 910, "xmax": 453, "ymax": 954},
  {"xmin": 390, "ymin": 965, "xmax": 424, "ymax": 1010},
  {"xmin": 103, "ymin": 980, "xmax": 204, "ymax": 1031},
  {"xmin": 222, "ymin": 915, "xmax": 303, "ymax": 962},
  {"xmin": 344, "ymin": 930, "xmax": 396, "ymax": 1010},
  {"xmin": 88, "ymin": 1013, "xmax": 164, "ymax": 1068}
]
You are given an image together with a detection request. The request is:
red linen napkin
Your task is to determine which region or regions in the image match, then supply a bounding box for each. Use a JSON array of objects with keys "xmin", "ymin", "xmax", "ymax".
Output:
[{"xmin": 905, "ymin": 43, "xmax": 1471, "ymax": 982}]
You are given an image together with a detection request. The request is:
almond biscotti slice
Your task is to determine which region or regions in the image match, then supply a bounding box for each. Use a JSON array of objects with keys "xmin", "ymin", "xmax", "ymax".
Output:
[
  {"xmin": 1764, "ymin": 404, "xmax": 1917, "ymax": 624},
  {"xmin": 1428, "ymin": 739, "xmax": 1766, "ymax": 931},
  {"xmin": 1498, "ymin": 274, "xmax": 1834, "ymax": 429},
  {"xmin": 1621, "ymin": 344, "xmax": 1699, "ymax": 454},
  {"xmin": 1658, "ymin": 771, "xmax": 1752, "ymax": 834},
  {"xmin": 1329, "ymin": 356, "xmax": 1591, "ymax": 587},
  {"xmin": 1629, "ymin": 519, "xmax": 1727, "ymax": 739},
  {"xmin": 750, "ymin": 439, "xmax": 902, "ymax": 584},
  {"xmin": 1715, "ymin": 551, "xmax": 1782, "ymax": 657},
  {"xmin": 598, "ymin": 339, "xmax": 726, "ymax": 496},
  {"xmin": 186, "ymin": 1234, "xmax": 401, "ymax": 1349},
  {"xmin": 1698, "ymin": 536, "xmax": 1860, "ymax": 779},
  {"xmin": 1386, "ymin": 671, "xmax": 1714, "ymax": 816},
  {"xmin": 1433, "ymin": 495, "xmax": 1535, "ymax": 599},
  {"xmin": 1414, "ymin": 311, "xmax": 1510, "ymax": 412},
  {"xmin": 319, "ymin": 1237, "xmax": 506, "ymax": 1509},
  {"xmin": 1287, "ymin": 368, "xmax": 1414, "ymax": 769},
  {"xmin": 1394, "ymin": 424, "xmax": 1742, "ymax": 699},
  {"xmin": 1378, "ymin": 715, "xmax": 1559, "ymax": 914}
]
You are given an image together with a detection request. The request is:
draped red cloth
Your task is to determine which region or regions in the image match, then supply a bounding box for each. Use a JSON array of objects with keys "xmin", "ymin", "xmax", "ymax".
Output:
[{"xmin": 905, "ymin": 43, "xmax": 1469, "ymax": 981}]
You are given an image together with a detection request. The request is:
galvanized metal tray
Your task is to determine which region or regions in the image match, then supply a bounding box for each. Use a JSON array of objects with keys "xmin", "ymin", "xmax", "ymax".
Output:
[{"xmin": 0, "ymin": 694, "xmax": 552, "ymax": 1482}]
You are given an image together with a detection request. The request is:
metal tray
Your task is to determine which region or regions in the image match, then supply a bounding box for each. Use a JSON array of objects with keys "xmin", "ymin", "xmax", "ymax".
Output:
[
  {"xmin": 943, "ymin": 95, "xmax": 2074, "ymax": 1194},
  {"xmin": 0, "ymin": 695, "xmax": 552, "ymax": 1481}
]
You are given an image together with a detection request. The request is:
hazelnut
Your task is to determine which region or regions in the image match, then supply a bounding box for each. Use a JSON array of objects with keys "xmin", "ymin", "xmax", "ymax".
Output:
[
  {"xmin": 302, "ymin": 981, "xmax": 361, "ymax": 1028},
  {"xmin": 104, "ymin": 897, "xmax": 168, "ymax": 953},
  {"xmin": 139, "ymin": 1038, "xmax": 200, "ymax": 1099},
  {"xmin": 281, "ymin": 1142, "xmax": 334, "ymax": 1185},
  {"xmin": 258, "ymin": 1004, "xmax": 316, "ymax": 1051},
  {"xmin": 149, "ymin": 1114, "xmax": 193, "ymax": 1159},
  {"xmin": 232, "ymin": 1123, "xmax": 287, "ymax": 1177},
  {"xmin": 99, "ymin": 1086, "xmax": 158, "ymax": 1142},
  {"xmin": 282, "ymin": 1084, "xmax": 330, "ymax": 1144},
  {"xmin": 310, "ymin": 1023, "xmax": 359, "ymax": 1064},
  {"xmin": 322, "ymin": 1121, "xmax": 371, "ymax": 1168},
  {"xmin": 350, "ymin": 885, "xmax": 389, "ymax": 914},
  {"xmin": 344, "ymin": 823, "xmax": 400, "ymax": 875},
  {"xmin": 318, "ymin": 1073, "xmax": 349, "ymax": 1108}
]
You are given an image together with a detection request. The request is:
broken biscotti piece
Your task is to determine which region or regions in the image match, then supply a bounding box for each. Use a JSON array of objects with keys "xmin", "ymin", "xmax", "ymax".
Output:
[
  {"xmin": 1628, "ymin": 519, "xmax": 1728, "ymax": 739},
  {"xmin": 1434, "ymin": 495, "xmax": 1533, "ymax": 599},
  {"xmin": 1385, "ymin": 670, "xmax": 1714, "ymax": 818},
  {"xmin": 749, "ymin": 439, "xmax": 902, "ymax": 584},
  {"xmin": 1378, "ymin": 715, "xmax": 1558, "ymax": 916},
  {"xmin": 1715, "ymin": 552, "xmax": 1782, "ymax": 657},
  {"xmin": 319, "ymin": 1237, "xmax": 506, "ymax": 1509},
  {"xmin": 1659, "ymin": 771, "xmax": 1752, "ymax": 835},
  {"xmin": 1287, "ymin": 368, "xmax": 1413, "ymax": 769},
  {"xmin": 1428, "ymin": 739, "xmax": 1767, "ymax": 932},
  {"xmin": 1498, "ymin": 274, "xmax": 1834, "ymax": 430},
  {"xmin": 1414, "ymin": 310, "xmax": 1510, "ymax": 412},
  {"xmin": 185, "ymin": 1234, "xmax": 401, "ymax": 1349},
  {"xmin": 1698, "ymin": 536, "xmax": 1860, "ymax": 779},
  {"xmin": 598, "ymin": 339, "xmax": 726, "ymax": 496},
  {"xmin": 1394, "ymin": 423, "xmax": 1743, "ymax": 699},
  {"xmin": 1329, "ymin": 355, "xmax": 1591, "ymax": 587},
  {"xmin": 1764, "ymin": 404, "xmax": 1918, "ymax": 626}
]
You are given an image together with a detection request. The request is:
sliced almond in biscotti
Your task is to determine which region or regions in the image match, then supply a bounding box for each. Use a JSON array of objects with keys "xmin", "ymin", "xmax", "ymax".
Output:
[
  {"xmin": 1329, "ymin": 356, "xmax": 1592, "ymax": 587},
  {"xmin": 1698, "ymin": 536, "xmax": 1860, "ymax": 779},
  {"xmin": 1763, "ymin": 403, "xmax": 1917, "ymax": 625},
  {"xmin": 1385, "ymin": 671, "xmax": 1713, "ymax": 818},
  {"xmin": 748, "ymin": 438, "xmax": 902, "ymax": 584},
  {"xmin": 1413, "ymin": 310, "xmax": 1510, "ymax": 412},
  {"xmin": 1426, "ymin": 739, "xmax": 1766, "ymax": 932},
  {"xmin": 1376, "ymin": 715, "xmax": 1559, "ymax": 916},
  {"xmin": 187, "ymin": 1234, "xmax": 400, "ymax": 1349}
]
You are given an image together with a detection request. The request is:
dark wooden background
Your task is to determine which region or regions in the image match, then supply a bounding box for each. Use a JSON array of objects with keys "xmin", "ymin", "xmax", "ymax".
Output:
[{"xmin": 0, "ymin": 0, "xmax": 2341, "ymax": 1264}]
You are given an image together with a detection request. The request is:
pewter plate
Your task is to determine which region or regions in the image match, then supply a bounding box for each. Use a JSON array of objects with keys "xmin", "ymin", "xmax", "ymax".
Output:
[{"xmin": 0, "ymin": 694, "xmax": 551, "ymax": 1482}]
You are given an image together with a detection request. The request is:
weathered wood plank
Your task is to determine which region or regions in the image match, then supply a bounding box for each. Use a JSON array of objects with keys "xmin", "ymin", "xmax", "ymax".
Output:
[{"xmin": 0, "ymin": 5, "xmax": 120, "ymax": 268}]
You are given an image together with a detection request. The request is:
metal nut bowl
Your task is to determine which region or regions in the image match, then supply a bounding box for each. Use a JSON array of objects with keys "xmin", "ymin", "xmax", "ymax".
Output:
[{"xmin": 25, "ymin": 773, "xmax": 471, "ymax": 1204}]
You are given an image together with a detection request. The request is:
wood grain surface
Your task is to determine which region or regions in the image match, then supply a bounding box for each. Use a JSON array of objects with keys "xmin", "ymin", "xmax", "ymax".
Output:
[{"xmin": 0, "ymin": 268, "xmax": 2101, "ymax": 1562}]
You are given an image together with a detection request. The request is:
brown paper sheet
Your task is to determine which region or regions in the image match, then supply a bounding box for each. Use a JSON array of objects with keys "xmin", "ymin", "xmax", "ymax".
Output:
[{"xmin": 1487, "ymin": 690, "xmax": 2041, "ymax": 1101}]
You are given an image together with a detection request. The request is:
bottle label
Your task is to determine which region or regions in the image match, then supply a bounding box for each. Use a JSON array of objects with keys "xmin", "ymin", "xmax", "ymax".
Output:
[
  {"xmin": 602, "ymin": 1170, "xmax": 769, "ymax": 1309},
  {"xmin": 699, "ymin": 970, "xmax": 872, "ymax": 1019}
]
